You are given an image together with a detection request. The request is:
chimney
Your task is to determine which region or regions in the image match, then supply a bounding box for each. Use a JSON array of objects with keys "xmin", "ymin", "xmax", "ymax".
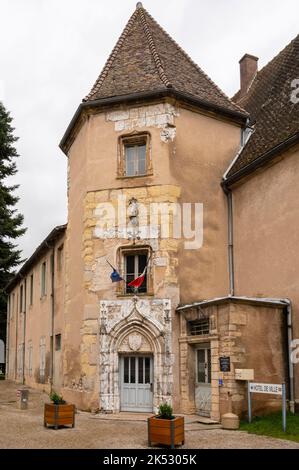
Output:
[{"xmin": 239, "ymin": 53, "xmax": 258, "ymax": 98}]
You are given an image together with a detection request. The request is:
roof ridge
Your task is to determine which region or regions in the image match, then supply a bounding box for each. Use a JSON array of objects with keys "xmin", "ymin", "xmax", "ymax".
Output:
[
  {"xmin": 143, "ymin": 7, "xmax": 246, "ymax": 115},
  {"xmin": 83, "ymin": 9, "xmax": 139, "ymax": 102},
  {"xmin": 138, "ymin": 7, "xmax": 171, "ymax": 88},
  {"xmin": 236, "ymin": 33, "xmax": 299, "ymax": 107},
  {"xmin": 226, "ymin": 33, "xmax": 299, "ymax": 180}
]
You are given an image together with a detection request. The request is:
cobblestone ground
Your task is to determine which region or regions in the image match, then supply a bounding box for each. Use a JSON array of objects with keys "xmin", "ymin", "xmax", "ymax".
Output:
[{"xmin": 0, "ymin": 380, "xmax": 298, "ymax": 449}]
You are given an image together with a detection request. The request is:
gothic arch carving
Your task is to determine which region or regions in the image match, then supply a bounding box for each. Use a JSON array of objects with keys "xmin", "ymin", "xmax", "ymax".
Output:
[{"xmin": 99, "ymin": 298, "xmax": 173, "ymax": 413}]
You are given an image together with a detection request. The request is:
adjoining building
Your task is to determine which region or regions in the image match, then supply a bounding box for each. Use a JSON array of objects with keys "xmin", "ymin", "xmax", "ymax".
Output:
[{"xmin": 5, "ymin": 4, "xmax": 299, "ymax": 419}]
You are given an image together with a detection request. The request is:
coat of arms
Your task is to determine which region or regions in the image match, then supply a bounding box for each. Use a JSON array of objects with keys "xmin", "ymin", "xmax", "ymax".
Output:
[{"xmin": 128, "ymin": 333, "xmax": 142, "ymax": 351}]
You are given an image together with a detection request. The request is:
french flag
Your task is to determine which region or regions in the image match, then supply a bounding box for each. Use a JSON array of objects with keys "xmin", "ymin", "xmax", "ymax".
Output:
[{"xmin": 128, "ymin": 257, "xmax": 150, "ymax": 289}]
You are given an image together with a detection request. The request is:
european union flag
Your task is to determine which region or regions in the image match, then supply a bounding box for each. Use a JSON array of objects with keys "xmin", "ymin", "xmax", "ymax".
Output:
[
  {"xmin": 110, "ymin": 268, "xmax": 123, "ymax": 283},
  {"xmin": 107, "ymin": 260, "xmax": 123, "ymax": 283}
]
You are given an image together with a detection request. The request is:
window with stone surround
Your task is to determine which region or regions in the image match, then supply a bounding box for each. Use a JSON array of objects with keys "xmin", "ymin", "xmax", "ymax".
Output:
[
  {"xmin": 189, "ymin": 318, "xmax": 210, "ymax": 336},
  {"xmin": 117, "ymin": 246, "xmax": 153, "ymax": 295},
  {"xmin": 118, "ymin": 133, "xmax": 152, "ymax": 177}
]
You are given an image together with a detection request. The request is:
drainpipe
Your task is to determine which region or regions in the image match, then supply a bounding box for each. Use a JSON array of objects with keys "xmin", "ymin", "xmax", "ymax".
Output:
[
  {"xmin": 22, "ymin": 278, "xmax": 27, "ymax": 385},
  {"xmin": 15, "ymin": 291, "xmax": 18, "ymax": 381},
  {"xmin": 50, "ymin": 246, "xmax": 55, "ymax": 393},
  {"xmin": 284, "ymin": 299, "xmax": 295, "ymax": 413},
  {"xmin": 5, "ymin": 296, "xmax": 10, "ymax": 378},
  {"xmin": 222, "ymin": 184, "xmax": 234, "ymax": 296}
]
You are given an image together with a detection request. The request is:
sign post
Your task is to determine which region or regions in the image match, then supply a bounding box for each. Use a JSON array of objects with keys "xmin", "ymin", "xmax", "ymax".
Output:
[
  {"xmin": 247, "ymin": 381, "xmax": 252, "ymax": 423},
  {"xmin": 282, "ymin": 383, "xmax": 286, "ymax": 433},
  {"xmin": 247, "ymin": 382, "xmax": 287, "ymax": 432}
]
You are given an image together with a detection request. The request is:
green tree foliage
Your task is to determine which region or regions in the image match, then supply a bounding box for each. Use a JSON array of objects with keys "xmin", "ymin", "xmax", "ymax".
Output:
[{"xmin": 0, "ymin": 102, "xmax": 26, "ymax": 339}]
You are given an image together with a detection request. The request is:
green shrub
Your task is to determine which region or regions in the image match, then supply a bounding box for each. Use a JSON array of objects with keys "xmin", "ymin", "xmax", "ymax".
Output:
[
  {"xmin": 158, "ymin": 402, "xmax": 173, "ymax": 419},
  {"xmin": 50, "ymin": 391, "xmax": 66, "ymax": 405}
]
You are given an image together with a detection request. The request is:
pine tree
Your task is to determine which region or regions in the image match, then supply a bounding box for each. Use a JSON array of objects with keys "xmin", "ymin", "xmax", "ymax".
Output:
[{"xmin": 0, "ymin": 102, "xmax": 26, "ymax": 344}]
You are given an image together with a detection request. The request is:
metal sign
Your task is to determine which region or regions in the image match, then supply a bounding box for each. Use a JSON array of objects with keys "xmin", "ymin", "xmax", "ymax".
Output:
[
  {"xmin": 247, "ymin": 382, "xmax": 286, "ymax": 432},
  {"xmin": 235, "ymin": 369, "xmax": 254, "ymax": 381},
  {"xmin": 219, "ymin": 356, "xmax": 230, "ymax": 372},
  {"xmin": 249, "ymin": 382, "xmax": 282, "ymax": 395}
]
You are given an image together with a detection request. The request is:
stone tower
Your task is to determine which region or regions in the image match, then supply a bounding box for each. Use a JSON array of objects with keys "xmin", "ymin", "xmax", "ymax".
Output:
[{"xmin": 59, "ymin": 3, "xmax": 247, "ymax": 413}]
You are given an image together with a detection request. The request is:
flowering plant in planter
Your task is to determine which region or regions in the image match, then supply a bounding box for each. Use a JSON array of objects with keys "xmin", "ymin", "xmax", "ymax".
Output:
[
  {"xmin": 148, "ymin": 402, "xmax": 184, "ymax": 448},
  {"xmin": 44, "ymin": 391, "xmax": 75, "ymax": 430}
]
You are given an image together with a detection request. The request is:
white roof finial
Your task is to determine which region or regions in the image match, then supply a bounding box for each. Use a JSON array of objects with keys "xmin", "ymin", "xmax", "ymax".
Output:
[{"xmin": 136, "ymin": 2, "xmax": 143, "ymax": 9}]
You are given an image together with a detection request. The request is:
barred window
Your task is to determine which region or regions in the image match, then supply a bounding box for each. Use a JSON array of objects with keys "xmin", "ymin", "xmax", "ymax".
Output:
[{"xmin": 189, "ymin": 318, "xmax": 210, "ymax": 336}]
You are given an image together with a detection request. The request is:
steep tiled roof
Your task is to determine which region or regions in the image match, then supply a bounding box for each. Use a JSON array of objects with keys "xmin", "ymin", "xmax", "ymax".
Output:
[
  {"xmin": 83, "ymin": 3, "xmax": 244, "ymax": 116},
  {"xmin": 227, "ymin": 34, "xmax": 299, "ymax": 179}
]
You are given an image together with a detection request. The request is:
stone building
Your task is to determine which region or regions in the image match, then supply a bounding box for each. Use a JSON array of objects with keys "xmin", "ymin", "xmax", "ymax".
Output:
[{"xmin": 5, "ymin": 4, "xmax": 299, "ymax": 420}]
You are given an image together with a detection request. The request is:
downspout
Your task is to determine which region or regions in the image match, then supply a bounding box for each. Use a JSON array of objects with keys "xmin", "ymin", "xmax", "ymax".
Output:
[
  {"xmin": 15, "ymin": 292, "xmax": 18, "ymax": 381},
  {"xmin": 5, "ymin": 296, "xmax": 10, "ymax": 378},
  {"xmin": 222, "ymin": 183, "xmax": 234, "ymax": 296},
  {"xmin": 22, "ymin": 278, "xmax": 27, "ymax": 385},
  {"xmin": 221, "ymin": 123, "xmax": 253, "ymax": 296},
  {"xmin": 50, "ymin": 246, "xmax": 55, "ymax": 393},
  {"xmin": 284, "ymin": 299, "xmax": 295, "ymax": 413}
]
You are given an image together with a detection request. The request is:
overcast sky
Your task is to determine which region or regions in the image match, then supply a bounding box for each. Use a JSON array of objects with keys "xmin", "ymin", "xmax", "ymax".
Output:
[{"xmin": 0, "ymin": 0, "xmax": 298, "ymax": 261}]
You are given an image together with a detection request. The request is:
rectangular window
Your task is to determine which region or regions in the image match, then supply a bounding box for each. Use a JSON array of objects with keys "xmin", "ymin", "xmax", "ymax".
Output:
[
  {"xmin": 20, "ymin": 285, "xmax": 23, "ymax": 313},
  {"xmin": 119, "ymin": 134, "xmax": 151, "ymax": 177},
  {"xmin": 197, "ymin": 348, "xmax": 211, "ymax": 384},
  {"xmin": 30, "ymin": 274, "xmax": 33, "ymax": 306},
  {"xmin": 189, "ymin": 318, "xmax": 210, "ymax": 336},
  {"xmin": 39, "ymin": 337, "xmax": 46, "ymax": 382},
  {"xmin": 17, "ymin": 343, "xmax": 24, "ymax": 380},
  {"xmin": 57, "ymin": 244, "xmax": 64, "ymax": 271},
  {"xmin": 55, "ymin": 334, "xmax": 61, "ymax": 351},
  {"xmin": 41, "ymin": 261, "xmax": 47, "ymax": 297},
  {"xmin": 11, "ymin": 293, "xmax": 15, "ymax": 320},
  {"xmin": 125, "ymin": 142, "xmax": 146, "ymax": 176},
  {"xmin": 125, "ymin": 252, "xmax": 147, "ymax": 294},
  {"xmin": 28, "ymin": 340, "xmax": 33, "ymax": 377}
]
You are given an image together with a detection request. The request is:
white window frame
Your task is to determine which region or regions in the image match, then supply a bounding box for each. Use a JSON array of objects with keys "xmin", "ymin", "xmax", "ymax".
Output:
[
  {"xmin": 28, "ymin": 340, "xmax": 33, "ymax": 377},
  {"xmin": 196, "ymin": 345, "xmax": 211, "ymax": 385},
  {"xmin": 39, "ymin": 337, "xmax": 46, "ymax": 381}
]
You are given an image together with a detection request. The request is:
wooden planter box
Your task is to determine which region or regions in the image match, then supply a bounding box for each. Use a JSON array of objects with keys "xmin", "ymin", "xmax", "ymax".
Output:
[
  {"xmin": 44, "ymin": 403, "xmax": 75, "ymax": 429},
  {"xmin": 148, "ymin": 416, "xmax": 184, "ymax": 449}
]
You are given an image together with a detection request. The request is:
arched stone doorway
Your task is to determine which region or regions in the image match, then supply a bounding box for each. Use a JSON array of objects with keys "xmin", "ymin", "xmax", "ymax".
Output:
[{"xmin": 99, "ymin": 297, "xmax": 173, "ymax": 413}]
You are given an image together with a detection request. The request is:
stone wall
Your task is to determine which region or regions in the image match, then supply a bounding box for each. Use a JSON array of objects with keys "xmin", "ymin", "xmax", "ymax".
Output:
[
  {"xmin": 99, "ymin": 297, "xmax": 172, "ymax": 413},
  {"xmin": 179, "ymin": 300, "xmax": 287, "ymax": 419}
]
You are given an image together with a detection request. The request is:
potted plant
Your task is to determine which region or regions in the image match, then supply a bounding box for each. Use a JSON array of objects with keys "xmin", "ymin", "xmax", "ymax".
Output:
[
  {"xmin": 148, "ymin": 402, "xmax": 184, "ymax": 449},
  {"xmin": 44, "ymin": 391, "xmax": 75, "ymax": 429}
]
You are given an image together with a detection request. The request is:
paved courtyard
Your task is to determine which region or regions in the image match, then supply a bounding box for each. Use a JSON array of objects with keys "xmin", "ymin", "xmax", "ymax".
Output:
[{"xmin": 0, "ymin": 380, "xmax": 298, "ymax": 449}]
